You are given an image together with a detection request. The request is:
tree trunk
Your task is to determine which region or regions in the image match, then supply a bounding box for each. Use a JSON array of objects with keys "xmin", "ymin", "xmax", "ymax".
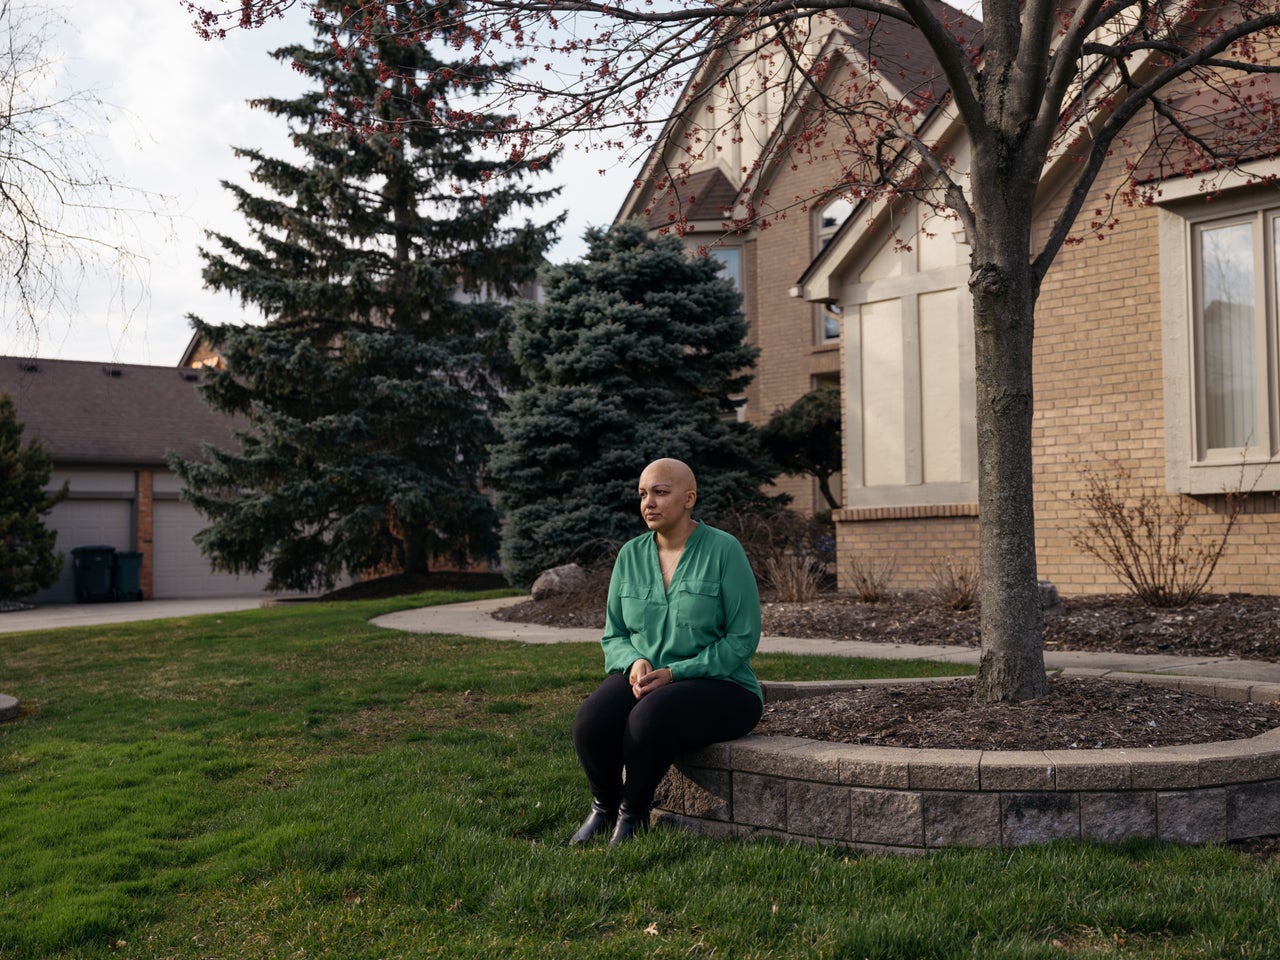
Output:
[
  {"xmin": 968, "ymin": 162, "xmax": 1049, "ymax": 703},
  {"xmin": 817, "ymin": 473, "xmax": 840, "ymax": 511}
]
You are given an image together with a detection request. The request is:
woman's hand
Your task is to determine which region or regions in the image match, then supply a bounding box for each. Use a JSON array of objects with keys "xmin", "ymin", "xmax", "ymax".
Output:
[{"xmin": 630, "ymin": 661, "xmax": 674, "ymax": 699}]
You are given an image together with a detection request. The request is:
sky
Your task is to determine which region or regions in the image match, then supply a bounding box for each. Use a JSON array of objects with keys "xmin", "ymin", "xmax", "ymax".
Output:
[{"xmin": 5, "ymin": 0, "xmax": 637, "ymax": 365}]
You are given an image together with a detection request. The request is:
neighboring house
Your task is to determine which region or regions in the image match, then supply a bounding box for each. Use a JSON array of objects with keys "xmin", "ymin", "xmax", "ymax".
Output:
[
  {"xmin": 0, "ymin": 357, "xmax": 273, "ymax": 603},
  {"xmin": 622, "ymin": 9, "xmax": 1280, "ymax": 596},
  {"xmin": 616, "ymin": 2, "xmax": 979, "ymax": 518}
]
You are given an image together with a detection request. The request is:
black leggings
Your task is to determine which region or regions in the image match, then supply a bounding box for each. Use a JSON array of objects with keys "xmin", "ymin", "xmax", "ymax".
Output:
[{"xmin": 571, "ymin": 671, "xmax": 763, "ymax": 811}]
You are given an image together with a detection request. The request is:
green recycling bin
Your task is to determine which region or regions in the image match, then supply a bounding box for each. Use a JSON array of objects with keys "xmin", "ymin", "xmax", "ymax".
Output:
[
  {"xmin": 113, "ymin": 551, "xmax": 144, "ymax": 602},
  {"xmin": 71, "ymin": 545, "xmax": 116, "ymax": 603}
]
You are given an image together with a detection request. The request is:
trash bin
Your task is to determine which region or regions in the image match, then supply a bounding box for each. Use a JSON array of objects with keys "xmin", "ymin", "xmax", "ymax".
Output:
[
  {"xmin": 112, "ymin": 551, "xmax": 144, "ymax": 602},
  {"xmin": 71, "ymin": 546, "xmax": 116, "ymax": 603}
]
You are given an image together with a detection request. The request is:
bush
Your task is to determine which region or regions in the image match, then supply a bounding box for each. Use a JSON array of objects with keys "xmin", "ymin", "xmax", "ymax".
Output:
[
  {"xmin": 761, "ymin": 554, "xmax": 825, "ymax": 602},
  {"xmin": 1071, "ymin": 461, "xmax": 1244, "ymax": 607},
  {"xmin": 929, "ymin": 556, "xmax": 979, "ymax": 610},
  {"xmin": 847, "ymin": 554, "xmax": 897, "ymax": 603},
  {"xmin": 718, "ymin": 506, "xmax": 833, "ymax": 600}
]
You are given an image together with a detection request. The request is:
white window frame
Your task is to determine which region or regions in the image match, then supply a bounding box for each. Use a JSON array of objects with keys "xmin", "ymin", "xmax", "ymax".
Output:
[
  {"xmin": 814, "ymin": 197, "xmax": 854, "ymax": 344},
  {"xmin": 1160, "ymin": 186, "xmax": 1280, "ymax": 495}
]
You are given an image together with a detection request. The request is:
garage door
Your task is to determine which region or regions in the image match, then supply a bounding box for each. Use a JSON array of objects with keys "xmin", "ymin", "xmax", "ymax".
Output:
[
  {"xmin": 34, "ymin": 499, "xmax": 134, "ymax": 604},
  {"xmin": 152, "ymin": 500, "xmax": 272, "ymax": 599}
]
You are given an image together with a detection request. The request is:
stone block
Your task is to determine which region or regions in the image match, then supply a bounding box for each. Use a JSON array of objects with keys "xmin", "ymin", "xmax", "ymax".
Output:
[
  {"xmin": 1080, "ymin": 791, "xmax": 1157, "ymax": 843},
  {"xmin": 653, "ymin": 768, "xmax": 685, "ymax": 815},
  {"xmin": 922, "ymin": 792, "xmax": 1001, "ymax": 847},
  {"xmin": 1001, "ymin": 792, "xmax": 1080, "ymax": 846},
  {"xmin": 909, "ymin": 749, "xmax": 982, "ymax": 790},
  {"xmin": 1044, "ymin": 750, "xmax": 1133, "ymax": 791},
  {"xmin": 980, "ymin": 752, "xmax": 1055, "ymax": 791},
  {"xmin": 734, "ymin": 772, "xmax": 787, "ymax": 829},
  {"xmin": 1208, "ymin": 681, "xmax": 1253, "ymax": 704},
  {"xmin": 732, "ymin": 736, "xmax": 816, "ymax": 776},
  {"xmin": 669, "ymin": 765, "xmax": 730, "ymax": 821},
  {"xmin": 681, "ymin": 741, "xmax": 732, "ymax": 768},
  {"xmin": 838, "ymin": 746, "xmax": 915, "ymax": 788},
  {"xmin": 1249, "ymin": 684, "xmax": 1280, "ymax": 706},
  {"xmin": 1128, "ymin": 750, "xmax": 1196, "ymax": 790},
  {"xmin": 1157, "ymin": 788, "xmax": 1227, "ymax": 843},
  {"xmin": 851, "ymin": 788, "xmax": 924, "ymax": 847},
  {"xmin": 781, "ymin": 741, "xmax": 850, "ymax": 783},
  {"xmin": 1193, "ymin": 741, "xmax": 1280, "ymax": 786},
  {"xmin": 787, "ymin": 780, "xmax": 851, "ymax": 841},
  {"xmin": 1226, "ymin": 780, "xmax": 1280, "ymax": 841}
]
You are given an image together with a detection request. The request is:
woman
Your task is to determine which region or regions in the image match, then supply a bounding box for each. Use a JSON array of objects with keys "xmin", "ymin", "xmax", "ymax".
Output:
[{"xmin": 569, "ymin": 457, "xmax": 764, "ymax": 846}]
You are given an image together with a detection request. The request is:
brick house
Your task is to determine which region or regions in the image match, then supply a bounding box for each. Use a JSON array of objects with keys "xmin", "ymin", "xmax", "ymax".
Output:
[
  {"xmin": 620, "ymin": 10, "xmax": 1280, "ymax": 596},
  {"xmin": 0, "ymin": 357, "xmax": 273, "ymax": 602}
]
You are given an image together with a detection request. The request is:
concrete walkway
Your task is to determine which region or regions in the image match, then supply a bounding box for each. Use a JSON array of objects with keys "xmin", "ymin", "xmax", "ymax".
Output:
[
  {"xmin": 372, "ymin": 595, "xmax": 1280, "ymax": 685},
  {"xmin": 0, "ymin": 596, "xmax": 270, "ymax": 634}
]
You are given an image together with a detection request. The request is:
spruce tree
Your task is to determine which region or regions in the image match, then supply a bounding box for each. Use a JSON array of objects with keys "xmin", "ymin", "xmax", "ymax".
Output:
[
  {"xmin": 490, "ymin": 221, "xmax": 778, "ymax": 586},
  {"xmin": 170, "ymin": 1, "xmax": 560, "ymax": 592},
  {"xmin": 0, "ymin": 393, "xmax": 68, "ymax": 602}
]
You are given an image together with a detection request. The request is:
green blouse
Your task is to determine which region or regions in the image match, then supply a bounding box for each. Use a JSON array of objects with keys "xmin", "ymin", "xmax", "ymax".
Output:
[{"xmin": 600, "ymin": 522, "xmax": 762, "ymax": 700}]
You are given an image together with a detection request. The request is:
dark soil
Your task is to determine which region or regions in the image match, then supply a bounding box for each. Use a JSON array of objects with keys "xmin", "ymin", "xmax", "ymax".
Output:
[{"xmin": 754, "ymin": 676, "xmax": 1280, "ymax": 750}]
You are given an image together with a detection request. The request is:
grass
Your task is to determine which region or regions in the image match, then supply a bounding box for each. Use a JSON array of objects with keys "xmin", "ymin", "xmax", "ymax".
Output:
[{"xmin": 0, "ymin": 591, "xmax": 1276, "ymax": 958}]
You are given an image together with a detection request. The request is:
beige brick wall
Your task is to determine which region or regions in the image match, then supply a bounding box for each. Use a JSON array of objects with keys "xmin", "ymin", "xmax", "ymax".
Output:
[
  {"xmin": 833, "ymin": 126, "xmax": 1280, "ymax": 598},
  {"xmin": 836, "ymin": 512, "xmax": 979, "ymax": 591}
]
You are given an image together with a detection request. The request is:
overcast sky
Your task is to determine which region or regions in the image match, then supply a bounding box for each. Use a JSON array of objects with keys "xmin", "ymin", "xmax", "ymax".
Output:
[{"xmin": 4, "ymin": 0, "xmax": 635, "ymax": 365}]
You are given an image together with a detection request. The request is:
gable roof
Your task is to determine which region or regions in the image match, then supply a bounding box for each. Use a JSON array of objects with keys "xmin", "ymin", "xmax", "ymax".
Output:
[
  {"xmin": 640, "ymin": 167, "xmax": 741, "ymax": 229},
  {"xmin": 617, "ymin": 2, "xmax": 982, "ymax": 232},
  {"xmin": 0, "ymin": 357, "xmax": 244, "ymax": 467}
]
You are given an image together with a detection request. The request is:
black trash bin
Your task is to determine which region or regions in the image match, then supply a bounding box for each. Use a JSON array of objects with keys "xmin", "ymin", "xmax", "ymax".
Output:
[
  {"xmin": 113, "ymin": 551, "xmax": 144, "ymax": 602},
  {"xmin": 71, "ymin": 546, "xmax": 116, "ymax": 603}
]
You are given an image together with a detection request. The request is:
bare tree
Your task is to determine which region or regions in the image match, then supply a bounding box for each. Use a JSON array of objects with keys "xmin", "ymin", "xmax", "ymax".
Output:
[
  {"xmin": 0, "ymin": 0, "xmax": 160, "ymax": 352},
  {"xmin": 188, "ymin": 0, "xmax": 1280, "ymax": 701}
]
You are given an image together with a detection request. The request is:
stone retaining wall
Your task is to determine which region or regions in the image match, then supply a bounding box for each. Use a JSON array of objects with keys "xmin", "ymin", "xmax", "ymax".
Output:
[{"xmin": 654, "ymin": 674, "xmax": 1280, "ymax": 852}]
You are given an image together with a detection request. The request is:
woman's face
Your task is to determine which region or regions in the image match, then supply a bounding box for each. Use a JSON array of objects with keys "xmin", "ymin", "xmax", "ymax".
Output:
[{"xmin": 638, "ymin": 464, "xmax": 696, "ymax": 536}]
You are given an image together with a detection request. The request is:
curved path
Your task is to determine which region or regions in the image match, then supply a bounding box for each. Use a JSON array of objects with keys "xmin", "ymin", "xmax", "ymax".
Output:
[{"xmin": 372, "ymin": 595, "xmax": 1280, "ymax": 684}]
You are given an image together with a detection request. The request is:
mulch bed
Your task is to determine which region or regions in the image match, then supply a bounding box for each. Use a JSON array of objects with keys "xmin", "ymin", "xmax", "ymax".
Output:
[{"xmin": 755, "ymin": 675, "xmax": 1280, "ymax": 750}]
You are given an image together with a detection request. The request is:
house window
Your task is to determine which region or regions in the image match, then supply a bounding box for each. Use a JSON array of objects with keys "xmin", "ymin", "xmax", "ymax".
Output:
[
  {"xmin": 1194, "ymin": 218, "xmax": 1264, "ymax": 454},
  {"xmin": 815, "ymin": 197, "xmax": 855, "ymax": 343},
  {"xmin": 1160, "ymin": 192, "xmax": 1280, "ymax": 494},
  {"xmin": 708, "ymin": 246, "xmax": 742, "ymax": 290}
]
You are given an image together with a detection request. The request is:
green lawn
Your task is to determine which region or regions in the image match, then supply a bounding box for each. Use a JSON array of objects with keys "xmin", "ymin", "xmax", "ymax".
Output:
[{"xmin": 1, "ymin": 592, "xmax": 1276, "ymax": 959}]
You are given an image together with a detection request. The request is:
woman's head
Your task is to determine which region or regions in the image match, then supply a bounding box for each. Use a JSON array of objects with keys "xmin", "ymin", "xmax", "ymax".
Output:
[{"xmin": 638, "ymin": 458, "xmax": 698, "ymax": 538}]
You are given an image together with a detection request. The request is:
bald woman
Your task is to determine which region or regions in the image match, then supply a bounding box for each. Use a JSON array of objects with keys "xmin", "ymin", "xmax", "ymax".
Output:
[{"xmin": 568, "ymin": 458, "xmax": 763, "ymax": 846}]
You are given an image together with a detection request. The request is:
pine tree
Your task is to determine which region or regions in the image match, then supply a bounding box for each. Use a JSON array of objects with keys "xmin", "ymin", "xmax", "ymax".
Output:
[
  {"xmin": 490, "ymin": 221, "xmax": 778, "ymax": 586},
  {"xmin": 0, "ymin": 393, "xmax": 68, "ymax": 602},
  {"xmin": 170, "ymin": 1, "xmax": 560, "ymax": 592}
]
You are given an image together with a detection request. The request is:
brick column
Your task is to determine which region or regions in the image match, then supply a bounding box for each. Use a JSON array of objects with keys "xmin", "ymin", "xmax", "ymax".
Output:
[{"xmin": 135, "ymin": 470, "xmax": 154, "ymax": 600}]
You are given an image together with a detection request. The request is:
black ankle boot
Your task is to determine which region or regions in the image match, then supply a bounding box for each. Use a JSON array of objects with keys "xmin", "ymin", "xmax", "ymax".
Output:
[
  {"xmin": 569, "ymin": 799, "xmax": 616, "ymax": 845},
  {"xmin": 608, "ymin": 802, "xmax": 650, "ymax": 846}
]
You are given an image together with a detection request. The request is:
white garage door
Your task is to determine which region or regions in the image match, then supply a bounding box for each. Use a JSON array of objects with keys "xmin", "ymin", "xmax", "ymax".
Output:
[
  {"xmin": 34, "ymin": 499, "xmax": 134, "ymax": 604},
  {"xmin": 152, "ymin": 500, "xmax": 272, "ymax": 599}
]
